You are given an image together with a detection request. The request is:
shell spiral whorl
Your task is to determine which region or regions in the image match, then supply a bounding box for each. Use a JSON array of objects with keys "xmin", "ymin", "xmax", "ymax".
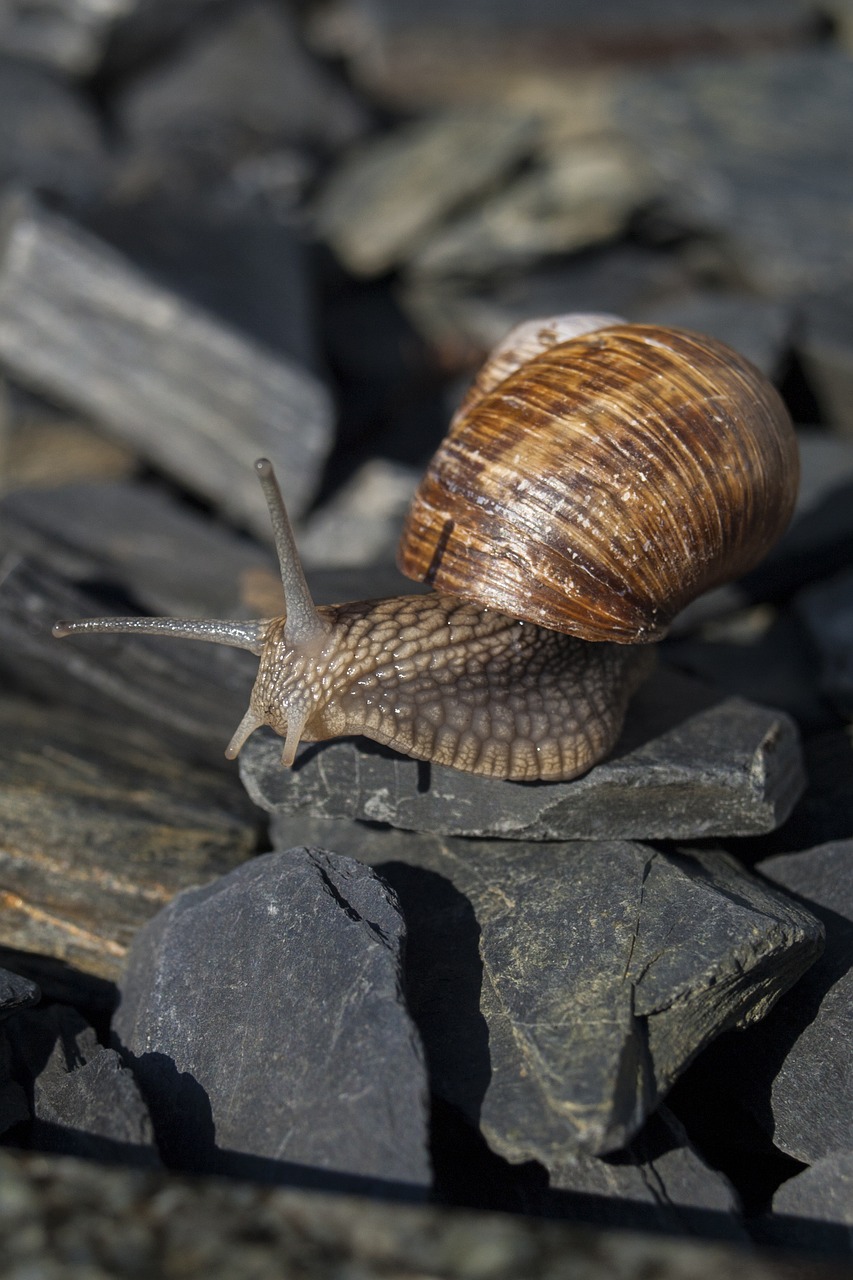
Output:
[{"xmin": 398, "ymin": 323, "xmax": 799, "ymax": 643}]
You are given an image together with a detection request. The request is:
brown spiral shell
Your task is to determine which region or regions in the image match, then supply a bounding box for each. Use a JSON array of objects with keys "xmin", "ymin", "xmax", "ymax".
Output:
[{"xmin": 398, "ymin": 323, "xmax": 799, "ymax": 643}]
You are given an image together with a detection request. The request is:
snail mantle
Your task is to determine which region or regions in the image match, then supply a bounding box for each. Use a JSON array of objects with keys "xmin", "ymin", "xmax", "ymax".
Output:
[{"xmin": 241, "ymin": 665, "xmax": 804, "ymax": 842}]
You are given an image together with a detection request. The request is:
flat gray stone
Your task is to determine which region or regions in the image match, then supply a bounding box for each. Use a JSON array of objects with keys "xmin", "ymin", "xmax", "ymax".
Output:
[
  {"xmin": 796, "ymin": 568, "xmax": 853, "ymax": 717},
  {"xmin": 0, "ymin": 192, "xmax": 333, "ymax": 536},
  {"xmin": 797, "ymin": 291, "xmax": 853, "ymax": 439},
  {"xmin": 314, "ymin": 107, "xmax": 537, "ymax": 276},
  {"xmin": 34, "ymin": 1048, "xmax": 159, "ymax": 1169},
  {"xmin": 0, "ymin": 968, "xmax": 39, "ymax": 1021},
  {"xmin": 615, "ymin": 50, "xmax": 853, "ymax": 297},
  {"xmin": 769, "ymin": 1152, "xmax": 853, "ymax": 1253},
  {"xmin": 242, "ymin": 665, "xmax": 804, "ymax": 840},
  {"xmin": 745, "ymin": 840, "xmax": 853, "ymax": 1164},
  {"xmin": 0, "ymin": 0, "xmax": 126, "ymax": 75},
  {"xmin": 269, "ymin": 817, "xmax": 822, "ymax": 1158},
  {"xmin": 113, "ymin": 848, "xmax": 431, "ymax": 1194}
]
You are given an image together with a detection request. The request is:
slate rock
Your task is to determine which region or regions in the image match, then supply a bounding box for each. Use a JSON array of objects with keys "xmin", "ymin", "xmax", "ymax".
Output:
[
  {"xmin": 768, "ymin": 1152, "xmax": 853, "ymax": 1254},
  {"xmin": 269, "ymin": 817, "xmax": 822, "ymax": 1158},
  {"xmin": 768, "ymin": 729, "xmax": 853, "ymax": 853},
  {"xmin": 0, "ymin": 969, "xmax": 40, "ymax": 1022},
  {"xmin": 796, "ymin": 289, "xmax": 853, "ymax": 439},
  {"xmin": 0, "ymin": 58, "xmax": 107, "ymax": 203},
  {"xmin": 242, "ymin": 665, "xmax": 804, "ymax": 840},
  {"xmin": 0, "ymin": 1033, "xmax": 29, "ymax": 1137},
  {"xmin": 0, "ymin": 556, "xmax": 255, "ymax": 770},
  {"xmin": 636, "ymin": 293, "xmax": 792, "ymax": 379},
  {"xmin": 740, "ymin": 840, "xmax": 853, "ymax": 1164},
  {"xmin": 310, "ymin": 0, "xmax": 813, "ymax": 108},
  {"xmin": 615, "ymin": 50, "xmax": 853, "ymax": 297},
  {"xmin": 117, "ymin": 0, "xmax": 366, "ymax": 189},
  {"xmin": 0, "ymin": 0, "xmax": 127, "ymax": 75},
  {"xmin": 314, "ymin": 107, "xmax": 537, "ymax": 276},
  {"xmin": 113, "ymin": 848, "xmax": 431, "ymax": 1194},
  {"xmin": 0, "ymin": 698, "xmax": 258, "ymax": 982},
  {"xmin": 796, "ymin": 568, "xmax": 853, "ymax": 717},
  {"xmin": 0, "ymin": 192, "xmax": 333, "ymax": 536},
  {"xmin": 33, "ymin": 1048, "xmax": 159, "ymax": 1168},
  {"xmin": 0, "ymin": 1149, "xmax": 820, "ymax": 1280}
]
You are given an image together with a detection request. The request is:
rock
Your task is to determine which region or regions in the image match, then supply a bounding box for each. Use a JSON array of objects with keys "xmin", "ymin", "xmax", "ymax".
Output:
[
  {"xmin": 0, "ymin": 699, "xmax": 259, "ymax": 982},
  {"xmin": 796, "ymin": 290, "xmax": 853, "ymax": 439},
  {"xmin": 0, "ymin": 968, "xmax": 40, "ymax": 1021},
  {"xmin": 113, "ymin": 848, "xmax": 431, "ymax": 1194},
  {"xmin": 268, "ymin": 817, "xmax": 823, "ymax": 1158},
  {"xmin": 2, "ymin": 414, "xmax": 138, "ymax": 491},
  {"xmin": 0, "ymin": 0, "xmax": 127, "ymax": 76},
  {"xmin": 0, "ymin": 479, "xmax": 275, "ymax": 620},
  {"xmin": 408, "ymin": 132, "xmax": 656, "ymax": 278},
  {"xmin": 768, "ymin": 729, "xmax": 853, "ymax": 853},
  {"xmin": 0, "ymin": 1148, "xmax": 821, "ymax": 1280},
  {"xmin": 308, "ymin": 0, "xmax": 813, "ymax": 108},
  {"xmin": 117, "ymin": 0, "xmax": 367, "ymax": 196},
  {"xmin": 33, "ymin": 1049, "xmax": 159, "ymax": 1168},
  {"xmin": 537, "ymin": 1107, "xmax": 746, "ymax": 1240},
  {"xmin": 314, "ymin": 108, "xmax": 537, "ymax": 276},
  {"xmin": 0, "ymin": 557, "xmax": 256, "ymax": 769},
  {"xmin": 767, "ymin": 1152, "xmax": 853, "ymax": 1254},
  {"xmin": 795, "ymin": 568, "xmax": 853, "ymax": 716},
  {"xmin": 297, "ymin": 460, "xmax": 419, "ymax": 569},
  {"xmin": 241, "ymin": 665, "xmax": 804, "ymax": 840},
  {"xmin": 740, "ymin": 841, "xmax": 853, "ymax": 1164},
  {"xmin": 635, "ymin": 293, "xmax": 792, "ymax": 379},
  {"xmin": 0, "ymin": 58, "xmax": 107, "ymax": 203},
  {"xmin": 615, "ymin": 50, "xmax": 853, "ymax": 297},
  {"xmin": 0, "ymin": 192, "xmax": 333, "ymax": 536}
]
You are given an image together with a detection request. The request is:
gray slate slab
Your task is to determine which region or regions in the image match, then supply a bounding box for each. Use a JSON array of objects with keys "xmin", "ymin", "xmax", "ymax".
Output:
[
  {"xmin": 0, "ymin": 698, "xmax": 259, "ymax": 983},
  {"xmin": 242, "ymin": 665, "xmax": 804, "ymax": 840},
  {"xmin": 0, "ymin": 0, "xmax": 127, "ymax": 75},
  {"xmin": 0, "ymin": 58, "xmax": 107, "ymax": 203},
  {"xmin": 768, "ymin": 1152, "xmax": 853, "ymax": 1255},
  {"xmin": 269, "ymin": 817, "xmax": 822, "ymax": 1158},
  {"xmin": 745, "ymin": 840, "xmax": 853, "ymax": 1164},
  {"xmin": 0, "ymin": 969, "xmax": 40, "ymax": 1021},
  {"xmin": 0, "ymin": 193, "xmax": 333, "ymax": 536},
  {"xmin": 0, "ymin": 556, "xmax": 256, "ymax": 770},
  {"xmin": 33, "ymin": 1048, "xmax": 160, "ymax": 1168},
  {"xmin": 796, "ymin": 568, "xmax": 853, "ymax": 717},
  {"xmin": 113, "ymin": 848, "xmax": 431, "ymax": 1195}
]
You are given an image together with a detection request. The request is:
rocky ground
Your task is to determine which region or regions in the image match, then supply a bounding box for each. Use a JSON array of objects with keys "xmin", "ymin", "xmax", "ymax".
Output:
[{"xmin": 0, "ymin": 1, "xmax": 852, "ymax": 1274}]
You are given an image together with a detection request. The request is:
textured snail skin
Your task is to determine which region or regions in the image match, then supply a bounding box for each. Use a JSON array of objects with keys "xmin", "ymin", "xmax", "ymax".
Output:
[
  {"xmin": 399, "ymin": 324, "xmax": 799, "ymax": 643},
  {"xmin": 250, "ymin": 595, "xmax": 654, "ymax": 782}
]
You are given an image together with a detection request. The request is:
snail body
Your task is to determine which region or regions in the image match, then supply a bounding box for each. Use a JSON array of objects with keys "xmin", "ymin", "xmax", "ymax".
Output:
[{"xmin": 53, "ymin": 317, "xmax": 798, "ymax": 782}]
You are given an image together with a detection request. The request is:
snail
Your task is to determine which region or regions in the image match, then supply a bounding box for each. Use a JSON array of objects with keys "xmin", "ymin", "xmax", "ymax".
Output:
[{"xmin": 53, "ymin": 315, "xmax": 799, "ymax": 783}]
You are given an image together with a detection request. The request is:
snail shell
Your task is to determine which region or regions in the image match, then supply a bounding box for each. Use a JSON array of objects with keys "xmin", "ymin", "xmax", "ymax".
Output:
[{"xmin": 398, "ymin": 323, "xmax": 799, "ymax": 643}]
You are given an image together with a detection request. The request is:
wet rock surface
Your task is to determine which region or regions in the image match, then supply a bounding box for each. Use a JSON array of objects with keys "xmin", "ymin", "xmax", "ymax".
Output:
[{"xmin": 0, "ymin": 2, "xmax": 852, "ymax": 1270}]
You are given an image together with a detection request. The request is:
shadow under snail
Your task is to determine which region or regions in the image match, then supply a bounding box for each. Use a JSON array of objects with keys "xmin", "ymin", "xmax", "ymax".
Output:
[{"xmin": 53, "ymin": 315, "xmax": 799, "ymax": 783}]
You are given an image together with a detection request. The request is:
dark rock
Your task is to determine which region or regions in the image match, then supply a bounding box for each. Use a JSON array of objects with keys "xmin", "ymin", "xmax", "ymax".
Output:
[
  {"xmin": 0, "ymin": 58, "xmax": 107, "ymax": 203},
  {"xmin": 796, "ymin": 569, "xmax": 853, "ymax": 717},
  {"xmin": 797, "ymin": 290, "xmax": 853, "ymax": 439},
  {"xmin": 0, "ymin": 193, "xmax": 333, "ymax": 535},
  {"xmin": 769, "ymin": 729, "xmax": 853, "ymax": 852},
  {"xmin": 0, "ymin": 557, "xmax": 256, "ymax": 770},
  {"xmin": 615, "ymin": 50, "xmax": 853, "ymax": 297},
  {"xmin": 0, "ymin": 1034, "xmax": 29, "ymax": 1136},
  {"xmin": 0, "ymin": 698, "xmax": 258, "ymax": 982},
  {"xmin": 242, "ymin": 666, "xmax": 804, "ymax": 840},
  {"xmin": 0, "ymin": 1148, "xmax": 822, "ymax": 1280},
  {"xmin": 33, "ymin": 1049, "xmax": 159, "ymax": 1168},
  {"xmin": 0, "ymin": 969, "xmax": 40, "ymax": 1021},
  {"xmin": 767, "ymin": 1152, "xmax": 853, "ymax": 1254},
  {"xmin": 269, "ymin": 817, "xmax": 822, "ymax": 1158},
  {"xmin": 0, "ymin": 479, "xmax": 274, "ymax": 621},
  {"xmin": 741, "ymin": 840, "xmax": 853, "ymax": 1164},
  {"xmin": 112, "ymin": 848, "xmax": 431, "ymax": 1194},
  {"xmin": 314, "ymin": 108, "xmax": 537, "ymax": 276},
  {"xmin": 310, "ymin": 0, "xmax": 813, "ymax": 108},
  {"xmin": 636, "ymin": 293, "xmax": 792, "ymax": 379},
  {"xmin": 116, "ymin": 0, "xmax": 367, "ymax": 198},
  {"xmin": 0, "ymin": 0, "xmax": 127, "ymax": 75},
  {"xmin": 539, "ymin": 1107, "xmax": 746, "ymax": 1240}
]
